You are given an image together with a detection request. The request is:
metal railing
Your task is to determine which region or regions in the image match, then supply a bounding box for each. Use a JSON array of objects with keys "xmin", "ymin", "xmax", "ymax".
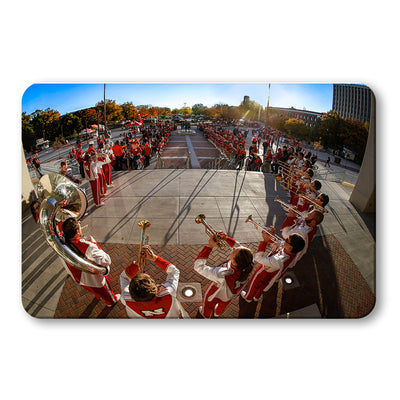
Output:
[
  {"xmin": 185, "ymin": 153, "xmax": 191, "ymax": 169},
  {"xmin": 314, "ymin": 168, "xmax": 358, "ymax": 185},
  {"xmin": 155, "ymin": 153, "xmax": 165, "ymax": 169}
]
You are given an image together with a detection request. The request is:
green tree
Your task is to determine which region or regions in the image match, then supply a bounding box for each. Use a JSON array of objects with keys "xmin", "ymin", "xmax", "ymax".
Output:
[
  {"xmin": 121, "ymin": 102, "xmax": 138, "ymax": 120},
  {"xmin": 192, "ymin": 103, "xmax": 208, "ymax": 115},
  {"xmin": 30, "ymin": 108, "xmax": 61, "ymax": 142},
  {"xmin": 315, "ymin": 111, "xmax": 345, "ymax": 150},
  {"xmin": 22, "ymin": 112, "xmax": 35, "ymax": 151},
  {"xmin": 340, "ymin": 119, "xmax": 369, "ymax": 162},
  {"xmin": 60, "ymin": 113, "xmax": 83, "ymax": 137}
]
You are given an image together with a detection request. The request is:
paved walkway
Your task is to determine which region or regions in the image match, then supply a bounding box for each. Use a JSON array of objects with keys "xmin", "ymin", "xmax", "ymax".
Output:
[{"xmin": 22, "ymin": 128, "xmax": 375, "ymax": 318}]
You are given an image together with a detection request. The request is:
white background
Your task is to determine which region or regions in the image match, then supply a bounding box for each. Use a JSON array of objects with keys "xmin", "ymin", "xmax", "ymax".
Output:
[{"xmin": 3, "ymin": 1, "xmax": 395, "ymax": 399}]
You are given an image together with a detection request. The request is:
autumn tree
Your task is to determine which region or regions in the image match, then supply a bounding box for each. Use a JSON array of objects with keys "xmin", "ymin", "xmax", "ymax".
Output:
[
  {"xmin": 95, "ymin": 100, "xmax": 124, "ymax": 122},
  {"xmin": 75, "ymin": 108, "xmax": 99, "ymax": 127},
  {"xmin": 157, "ymin": 107, "xmax": 171, "ymax": 116},
  {"xmin": 284, "ymin": 118, "xmax": 311, "ymax": 141}
]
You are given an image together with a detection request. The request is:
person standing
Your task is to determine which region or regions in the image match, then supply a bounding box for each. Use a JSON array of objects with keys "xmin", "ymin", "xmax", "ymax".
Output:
[
  {"xmin": 194, "ymin": 231, "xmax": 254, "ymax": 318},
  {"xmin": 83, "ymin": 153, "xmax": 103, "ymax": 207},
  {"xmin": 86, "ymin": 141, "xmax": 96, "ymax": 156},
  {"xmin": 324, "ymin": 156, "xmax": 331, "ymax": 167},
  {"xmin": 32, "ymin": 153, "xmax": 43, "ymax": 178},
  {"xmin": 61, "ymin": 217, "xmax": 120, "ymax": 306},
  {"xmin": 143, "ymin": 141, "xmax": 152, "ymax": 168},
  {"xmin": 99, "ymin": 143, "xmax": 113, "ymax": 187},
  {"xmin": 112, "ymin": 140, "xmax": 124, "ymax": 171},
  {"xmin": 76, "ymin": 143, "xmax": 85, "ymax": 179},
  {"xmin": 120, "ymin": 245, "xmax": 188, "ymax": 318}
]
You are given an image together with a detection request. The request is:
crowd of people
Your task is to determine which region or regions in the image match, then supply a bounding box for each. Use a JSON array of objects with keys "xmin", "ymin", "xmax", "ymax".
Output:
[
  {"xmin": 60, "ymin": 121, "xmax": 175, "ymax": 207},
  {"xmin": 30, "ymin": 121, "xmax": 332, "ymax": 318},
  {"xmin": 201, "ymin": 123, "xmax": 319, "ymax": 174}
]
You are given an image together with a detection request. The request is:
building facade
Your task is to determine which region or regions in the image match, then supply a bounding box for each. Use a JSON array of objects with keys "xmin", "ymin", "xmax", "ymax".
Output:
[
  {"xmin": 269, "ymin": 106, "xmax": 323, "ymax": 127},
  {"xmin": 332, "ymin": 84, "xmax": 372, "ymax": 123}
]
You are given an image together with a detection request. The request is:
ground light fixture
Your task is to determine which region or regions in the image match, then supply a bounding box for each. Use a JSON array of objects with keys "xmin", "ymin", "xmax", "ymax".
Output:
[{"xmin": 177, "ymin": 282, "xmax": 203, "ymax": 303}]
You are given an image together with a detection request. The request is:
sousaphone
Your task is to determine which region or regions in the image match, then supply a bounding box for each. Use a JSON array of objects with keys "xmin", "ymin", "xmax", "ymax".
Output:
[{"xmin": 37, "ymin": 173, "xmax": 108, "ymax": 275}]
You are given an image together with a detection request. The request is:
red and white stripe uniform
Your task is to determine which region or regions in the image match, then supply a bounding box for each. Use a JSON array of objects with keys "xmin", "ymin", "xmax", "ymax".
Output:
[
  {"xmin": 120, "ymin": 257, "xmax": 187, "ymax": 318},
  {"xmin": 194, "ymin": 236, "xmax": 248, "ymax": 318},
  {"xmin": 95, "ymin": 153, "xmax": 107, "ymax": 195},
  {"xmin": 102, "ymin": 149, "xmax": 113, "ymax": 185},
  {"xmin": 83, "ymin": 159, "xmax": 101, "ymax": 205},
  {"xmin": 242, "ymin": 240, "xmax": 297, "ymax": 301},
  {"xmin": 63, "ymin": 237, "xmax": 118, "ymax": 305}
]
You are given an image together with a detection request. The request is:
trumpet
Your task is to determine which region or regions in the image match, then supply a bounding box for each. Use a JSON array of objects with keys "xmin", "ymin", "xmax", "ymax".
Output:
[
  {"xmin": 195, "ymin": 214, "xmax": 228, "ymax": 250},
  {"xmin": 274, "ymin": 196, "xmax": 305, "ymax": 218},
  {"xmin": 137, "ymin": 219, "xmax": 151, "ymax": 271},
  {"xmin": 245, "ymin": 215, "xmax": 283, "ymax": 244},
  {"xmin": 298, "ymin": 194, "xmax": 328, "ymax": 213}
]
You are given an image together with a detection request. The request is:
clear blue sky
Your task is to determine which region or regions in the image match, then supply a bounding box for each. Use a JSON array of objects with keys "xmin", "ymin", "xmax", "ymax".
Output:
[{"xmin": 22, "ymin": 83, "xmax": 333, "ymax": 116}]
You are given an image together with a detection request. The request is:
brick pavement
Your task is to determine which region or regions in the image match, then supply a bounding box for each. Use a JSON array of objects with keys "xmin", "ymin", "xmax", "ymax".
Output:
[{"xmin": 53, "ymin": 234, "xmax": 375, "ymax": 319}]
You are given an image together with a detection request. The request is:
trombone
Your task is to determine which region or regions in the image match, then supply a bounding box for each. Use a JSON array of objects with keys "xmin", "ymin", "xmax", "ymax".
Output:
[
  {"xmin": 245, "ymin": 215, "xmax": 283, "ymax": 244},
  {"xmin": 298, "ymin": 194, "xmax": 328, "ymax": 213},
  {"xmin": 137, "ymin": 219, "xmax": 151, "ymax": 271},
  {"xmin": 195, "ymin": 214, "xmax": 228, "ymax": 250},
  {"xmin": 274, "ymin": 196, "xmax": 305, "ymax": 218}
]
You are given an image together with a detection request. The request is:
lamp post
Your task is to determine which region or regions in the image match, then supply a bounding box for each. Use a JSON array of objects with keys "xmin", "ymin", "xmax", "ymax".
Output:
[
  {"xmin": 96, "ymin": 109, "xmax": 100, "ymax": 137},
  {"xmin": 104, "ymin": 84, "xmax": 107, "ymax": 134}
]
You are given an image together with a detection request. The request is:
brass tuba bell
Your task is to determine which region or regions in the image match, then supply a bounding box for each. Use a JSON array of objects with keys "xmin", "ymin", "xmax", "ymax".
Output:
[{"xmin": 37, "ymin": 173, "xmax": 108, "ymax": 275}]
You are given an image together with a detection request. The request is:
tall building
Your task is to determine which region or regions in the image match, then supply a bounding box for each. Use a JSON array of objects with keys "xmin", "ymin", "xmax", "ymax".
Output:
[{"xmin": 332, "ymin": 84, "xmax": 372, "ymax": 123}]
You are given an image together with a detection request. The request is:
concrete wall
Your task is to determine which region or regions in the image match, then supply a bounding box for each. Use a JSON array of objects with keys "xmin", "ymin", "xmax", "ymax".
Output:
[
  {"xmin": 21, "ymin": 145, "xmax": 36, "ymax": 211},
  {"xmin": 349, "ymin": 93, "xmax": 376, "ymax": 213}
]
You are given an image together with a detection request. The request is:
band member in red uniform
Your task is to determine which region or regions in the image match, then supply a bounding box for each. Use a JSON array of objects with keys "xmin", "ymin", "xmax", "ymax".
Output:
[
  {"xmin": 120, "ymin": 245, "xmax": 188, "ymax": 318},
  {"xmin": 83, "ymin": 153, "xmax": 103, "ymax": 206},
  {"xmin": 280, "ymin": 208, "xmax": 324, "ymax": 262},
  {"xmin": 194, "ymin": 232, "xmax": 254, "ymax": 318},
  {"xmin": 61, "ymin": 217, "xmax": 120, "ymax": 306},
  {"xmin": 60, "ymin": 161, "xmax": 82, "ymax": 184},
  {"xmin": 86, "ymin": 141, "xmax": 96, "ymax": 156},
  {"xmin": 240, "ymin": 229, "xmax": 305, "ymax": 303}
]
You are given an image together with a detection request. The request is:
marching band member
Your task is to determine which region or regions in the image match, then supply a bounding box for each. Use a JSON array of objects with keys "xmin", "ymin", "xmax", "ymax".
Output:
[
  {"xmin": 194, "ymin": 231, "xmax": 254, "ymax": 318},
  {"xmin": 60, "ymin": 160, "xmax": 82, "ymax": 184},
  {"xmin": 61, "ymin": 217, "xmax": 120, "ymax": 306},
  {"xmin": 101, "ymin": 143, "xmax": 113, "ymax": 187},
  {"xmin": 83, "ymin": 153, "xmax": 103, "ymax": 207},
  {"xmin": 120, "ymin": 245, "xmax": 188, "ymax": 318},
  {"xmin": 241, "ymin": 229, "xmax": 305, "ymax": 303},
  {"xmin": 296, "ymin": 179, "xmax": 321, "ymax": 212},
  {"xmin": 280, "ymin": 208, "xmax": 324, "ymax": 264}
]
